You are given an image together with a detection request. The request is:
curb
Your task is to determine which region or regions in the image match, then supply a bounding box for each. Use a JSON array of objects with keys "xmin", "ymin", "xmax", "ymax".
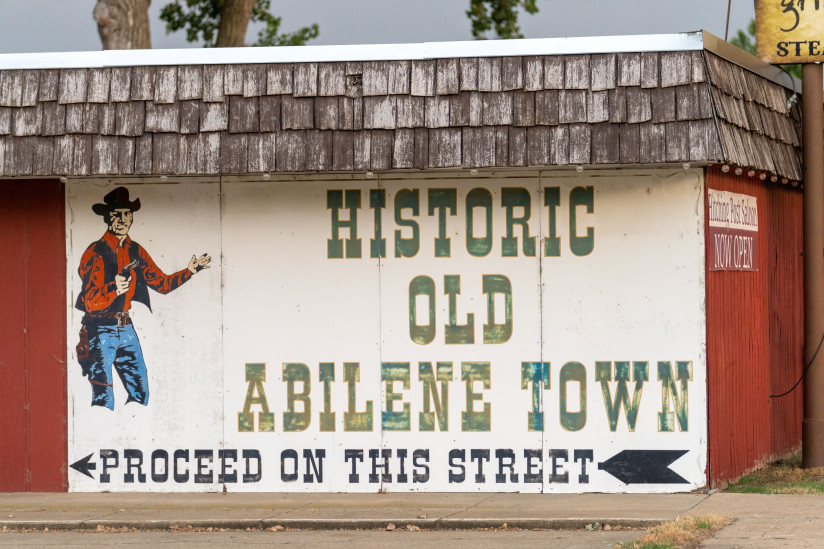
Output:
[{"xmin": 0, "ymin": 518, "xmax": 661, "ymax": 531}]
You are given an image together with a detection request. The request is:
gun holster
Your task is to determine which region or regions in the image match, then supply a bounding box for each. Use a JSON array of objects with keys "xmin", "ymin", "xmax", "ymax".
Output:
[{"xmin": 76, "ymin": 325, "xmax": 92, "ymax": 376}]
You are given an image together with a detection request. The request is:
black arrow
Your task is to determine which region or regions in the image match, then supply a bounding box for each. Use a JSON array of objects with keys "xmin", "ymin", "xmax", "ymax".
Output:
[
  {"xmin": 598, "ymin": 449, "xmax": 689, "ymax": 484},
  {"xmin": 70, "ymin": 453, "xmax": 97, "ymax": 479}
]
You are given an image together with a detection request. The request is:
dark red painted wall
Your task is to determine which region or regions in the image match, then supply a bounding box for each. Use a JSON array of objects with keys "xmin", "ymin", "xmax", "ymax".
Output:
[
  {"xmin": 705, "ymin": 166, "xmax": 804, "ymax": 487},
  {"xmin": 0, "ymin": 179, "xmax": 67, "ymax": 491}
]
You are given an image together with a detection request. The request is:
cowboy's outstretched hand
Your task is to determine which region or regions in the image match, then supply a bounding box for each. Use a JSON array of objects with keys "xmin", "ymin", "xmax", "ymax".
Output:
[{"xmin": 188, "ymin": 253, "xmax": 211, "ymax": 274}]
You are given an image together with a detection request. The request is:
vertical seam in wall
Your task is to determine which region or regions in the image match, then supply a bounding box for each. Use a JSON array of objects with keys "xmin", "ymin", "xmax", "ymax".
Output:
[
  {"xmin": 65, "ymin": 181, "xmax": 73, "ymax": 492},
  {"xmin": 703, "ymin": 168, "xmax": 713, "ymax": 488},
  {"xmin": 60, "ymin": 180, "xmax": 68, "ymax": 491},
  {"xmin": 219, "ymin": 175, "xmax": 227, "ymax": 493},
  {"xmin": 377, "ymin": 174, "xmax": 385, "ymax": 493},
  {"xmin": 537, "ymin": 171, "xmax": 545, "ymax": 494},
  {"xmin": 23, "ymin": 183, "xmax": 32, "ymax": 491}
]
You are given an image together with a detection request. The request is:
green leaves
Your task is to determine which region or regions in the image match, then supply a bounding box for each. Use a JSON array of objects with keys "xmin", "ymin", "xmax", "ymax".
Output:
[
  {"xmin": 467, "ymin": 0, "xmax": 539, "ymax": 40},
  {"xmin": 251, "ymin": 0, "xmax": 319, "ymax": 47},
  {"xmin": 730, "ymin": 18, "xmax": 801, "ymax": 80},
  {"xmin": 159, "ymin": 0, "xmax": 319, "ymax": 47},
  {"xmin": 159, "ymin": 0, "xmax": 224, "ymax": 46},
  {"xmin": 729, "ymin": 19, "xmax": 757, "ymax": 56}
]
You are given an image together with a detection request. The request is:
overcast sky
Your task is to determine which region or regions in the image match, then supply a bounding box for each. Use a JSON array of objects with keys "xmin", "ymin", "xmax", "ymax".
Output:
[{"xmin": 0, "ymin": 0, "xmax": 756, "ymax": 53}]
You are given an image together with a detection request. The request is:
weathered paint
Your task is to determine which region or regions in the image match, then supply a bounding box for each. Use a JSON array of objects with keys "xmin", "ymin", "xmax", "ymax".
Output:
[
  {"xmin": 755, "ymin": 0, "xmax": 824, "ymax": 64},
  {"xmin": 0, "ymin": 179, "xmax": 67, "ymax": 492},
  {"xmin": 707, "ymin": 189, "xmax": 759, "ymax": 272},
  {"xmin": 66, "ymin": 182, "xmax": 223, "ymax": 493},
  {"xmin": 0, "ymin": 49, "xmax": 801, "ymax": 184},
  {"xmin": 66, "ymin": 169, "xmax": 707, "ymax": 493},
  {"xmin": 705, "ymin": 165, "xmax": 803, "ymax": 487}
]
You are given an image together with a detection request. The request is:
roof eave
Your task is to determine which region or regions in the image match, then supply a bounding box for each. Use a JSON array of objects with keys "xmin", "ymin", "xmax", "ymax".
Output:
[
  {"xmin": 701, "ymin": 30, "xmax": 800, "ymax": 91},
  {"xmin": 0, "ymin": 31, "xmax": 706, "ymax": 70}
]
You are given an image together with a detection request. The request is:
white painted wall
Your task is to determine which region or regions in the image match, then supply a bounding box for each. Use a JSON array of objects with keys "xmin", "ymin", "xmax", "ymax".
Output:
[{"xmin": 67, "ymin": 168, "xmax": 706, "ymax": 493}]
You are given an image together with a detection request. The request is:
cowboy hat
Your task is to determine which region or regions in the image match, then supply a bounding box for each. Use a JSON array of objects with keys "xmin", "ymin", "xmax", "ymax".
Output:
[{"xmin": 92, "ymin": 186, "xmax": 141, "ymax": 216}]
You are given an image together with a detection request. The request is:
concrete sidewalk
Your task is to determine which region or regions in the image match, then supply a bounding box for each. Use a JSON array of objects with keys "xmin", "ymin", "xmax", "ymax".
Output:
[
  {"xmin": 690, "ymin": 492, "xmax": 824, "ymax": 547},
  {"xmin": 0, "ymin": 492, "xmax": 701, "ymax": 531},
  {"xmin": 1, "ymin": 491, "xmax": 823, "ymax": 544}
]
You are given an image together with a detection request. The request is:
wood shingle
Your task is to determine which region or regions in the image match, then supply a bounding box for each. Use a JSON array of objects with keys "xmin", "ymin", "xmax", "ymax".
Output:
[
  {"xmin": 59, "ymin": 69, "xmax": 88, "ymax": 104},
  {"xmin": 203, "ymin": 65, "xmax": 226, "ymax": 102},
  {"xmin": 180, "ymin": 101, "xmax": 200, "ymax": 134},
  {"xmin": 564, "ymin": 55, "xmax": 590, "ymax": 90},
  {"xmin": 501, "ymin": 57, "xmax": 523, "ymax": 91},
  {"xmin": 591, "ymin": 54, "xmax": 616, "ymax": 91},
  {"xmin": 110, "ymin": 68, "xmax": 132, "ymax": 102},
  {"xmin": 243, "ymin": 65, "xmax": 265, "ymax": 98},
  {"xmin": 364, "ymin": 95, "xmax": 397, "ymax": 129},
  {"xmin": 425, "ymin": 95, "xmax": 450, "ymax": 128},
  {"xmin": 155, "ymin": 66, "xmax": 177, "ymax": 104},
  {"xmin": 319, "ymin": 63, "xmax": 346, "ymax": 96},
  {"xmin": 0, "ymin": 46, "xmax": 801, "ymax": 180},
  {"xmin": 224, "ymin": 65, "xmax": 244, "ymax": 96},
  {"xmin": 39, "ymin": 70, "xmax": 59, "ymax": 102},
  {"xmin": 333, "ymin": 130, "xmax": 355, "ymax": 171},
  {"xmin": 411, "ymin": 60, "xmax": 436, "ymax": 97},
  {"xmin": 392, "ymin": 127, "xmax": 414, "ymax": 169},
  {"xmin": 145, "ymin": 102, "xmax": 180, "ymax": 133},
  {"xmin": 87, "ymin": 69, "xmax": 111, "ymax": 104},
  {"xmin": 459, "ymin": 58, "xmax": 478, "ymax": 91},
  {"xmin": 428, "ymin": 128, "xmax": 461, "ymax": 167},
  {"xmin": 465, "ymin": 126, "xmax": 496, "ymax": 167},
  {"xmin": 130, "ymin": 67, "xmax": 155, "ymax": 101},
  {"xmin": 387, "ymin": 61, "xmax": 411, "ymax": 95},
  {"xmin": 91, "ymin": 135, "xmax": 118, "ymax": 175},
  {"xmin": 507, "ymin": 126, "xmax": 525, "ymax": 166},
  {"xmin": 436, "ymin": 58, "xmax": 460, "ymax": 95},
  {"xmin": 21, "ymin": 71, "xmax": 39, "ymax": 107},
  {"xmin": 478, "ymin": 57, "xmax": 503, "ymax": 93},
  {"xmin": 294, "ymin": 63, "xmax": 318, "ymax": 97},
  {"xmin": 370, "ymin": 130, "xmax": 393, "ymax": 170},
  {"xmin": 528, "ymin": 126, "xmax": 551, "ymax": 165},
  {"xmin": 524, "ymin": 57, "xmax": 543, "ymax": 91},
  {"xmin": 32, "ymin": 136, "xmax": 53, "ymax": 175},
  {"xmin": 306, "ymin": 130, "xmax": 333, "ymax": 171},
  {"xmin": 569, "ymin": 123, "xmax": 591, "ymax": 164},
  {"xmin": 0, "ymin": 71, "xmax": 24, "ymax": 107},
  {"xmin": 315, "ymin": 97, "xmax": 339, "ymax": 130},
  {"xmin": 178, "ymin": 66, "xmax": 203, "ymax": 101}
]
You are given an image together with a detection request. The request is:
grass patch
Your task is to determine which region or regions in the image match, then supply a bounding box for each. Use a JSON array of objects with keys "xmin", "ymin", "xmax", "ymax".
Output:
[
  {"xmin": 615, "ymin": 514, "xmax": 732, "ymax": 549},
  {"xmin": 726, "ymin": 453, "xmax": 824, "ymax": 494}
]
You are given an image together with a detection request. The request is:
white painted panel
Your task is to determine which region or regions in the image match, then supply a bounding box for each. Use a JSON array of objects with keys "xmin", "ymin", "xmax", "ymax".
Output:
[
  {"xmin": 67, "ymin": 181, "xmax": 223, "ymax": 492},
  {"xmin": 377, "ymin": 177, "xmax": 543, "ymax": 492},
  {"xmin": 540, "ymin": 170, "xmax": 707, "ymax": 492},
  {"xmin": 221, "ymin": 179, "xmax": 382, "ymax": 492},
  {"xmin": 66, "ymin": 169, "xmax": 707, "ymax": 493}
]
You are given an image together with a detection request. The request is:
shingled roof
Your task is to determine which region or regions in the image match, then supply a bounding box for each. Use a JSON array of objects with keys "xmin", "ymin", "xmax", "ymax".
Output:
[{"xmin": 0, "ymin": 31, "xmax": 802, "ymax": 180}]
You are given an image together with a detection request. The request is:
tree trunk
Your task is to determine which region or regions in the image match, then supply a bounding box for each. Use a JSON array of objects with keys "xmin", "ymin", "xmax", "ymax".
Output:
[
  {"xmin": 93, "ymin": 0, "xmax": 152, "ymax": 50},
  {"xmin": 216, "ymin": 0, "xmax": 257, "ymax": 47}
]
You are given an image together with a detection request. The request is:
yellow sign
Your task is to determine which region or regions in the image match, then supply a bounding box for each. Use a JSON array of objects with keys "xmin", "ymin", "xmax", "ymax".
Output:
[{"xmin": 756, "ymin": 0, "xmax": 824, "ymax": 63}]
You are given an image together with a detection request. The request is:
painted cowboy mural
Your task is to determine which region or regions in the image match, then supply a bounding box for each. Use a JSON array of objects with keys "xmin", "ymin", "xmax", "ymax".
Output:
[{"xmin": 75, "ymin": 186, "xmax": 211, "ymax": 410}]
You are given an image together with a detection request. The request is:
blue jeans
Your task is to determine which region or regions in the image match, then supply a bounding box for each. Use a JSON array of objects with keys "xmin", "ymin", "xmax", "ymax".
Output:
[{"xmin": 87, "ymin": 324, "xmax": 149, "ymax": 409}]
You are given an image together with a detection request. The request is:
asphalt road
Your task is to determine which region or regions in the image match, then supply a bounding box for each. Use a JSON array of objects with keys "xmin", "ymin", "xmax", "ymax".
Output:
[{"xmin": 0, "ymin": 528, "xmax": 640, "ymax": 548}]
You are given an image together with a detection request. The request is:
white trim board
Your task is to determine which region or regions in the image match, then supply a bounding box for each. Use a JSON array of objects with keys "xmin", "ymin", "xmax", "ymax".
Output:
[{"xmin": 0, "ymin": 32, "xmax": 704, "ymax": 70}]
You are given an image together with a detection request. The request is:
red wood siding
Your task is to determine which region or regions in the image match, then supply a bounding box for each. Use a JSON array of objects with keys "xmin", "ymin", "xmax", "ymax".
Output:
[
  {"xmin": 705, "ymin": 166, "xmax": 804, "ymax": 487},
  {"xmin": 0, "ymin": 179, "xmax": 67, "ymax": 491}
]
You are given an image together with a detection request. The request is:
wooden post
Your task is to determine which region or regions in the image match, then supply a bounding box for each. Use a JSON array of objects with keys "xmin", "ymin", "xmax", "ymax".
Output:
[{"xmin": 802, "ymin": 62, "xmax": 824, "ymax": 468}]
